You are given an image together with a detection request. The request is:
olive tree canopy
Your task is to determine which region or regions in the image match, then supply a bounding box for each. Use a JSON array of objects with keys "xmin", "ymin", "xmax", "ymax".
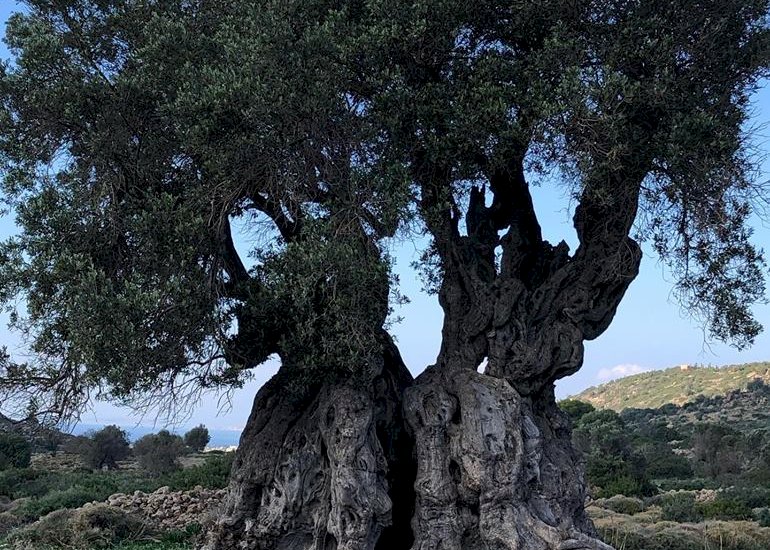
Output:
[{"xmin": 0, "ymin": 0, "xmax": 766, "ymax": 420}]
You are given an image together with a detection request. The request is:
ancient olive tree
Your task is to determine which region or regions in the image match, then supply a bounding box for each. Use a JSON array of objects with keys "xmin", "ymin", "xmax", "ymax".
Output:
[{"xmin": 0, "ymin": 1, "xmax": 769, "ymax": 549}]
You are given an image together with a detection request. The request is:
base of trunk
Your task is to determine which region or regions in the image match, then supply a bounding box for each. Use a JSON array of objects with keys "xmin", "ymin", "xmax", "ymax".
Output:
[
  {"xmin": 203, "ymin": 340, "xmax": 414, "ymax": 550},
  {"xmin": 204, "ymin": 361, "xmax": 611, "ymax": 550},
  {"xmin": 403, "ymin": 367, "xmax": 612, "ymax": 550}
]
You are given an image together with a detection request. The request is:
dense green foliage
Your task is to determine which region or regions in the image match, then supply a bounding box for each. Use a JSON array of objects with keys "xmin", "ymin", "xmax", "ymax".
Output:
[
  {"xmin": 6, "ymin": 505, "xmax": 148, "ymax": 549},
  {"xmin": 573, "ymin": 409, "xmax": 655, "ymax": 498},
  {"xmin": 68, "ymin": 426, "xmax": 131, "ymax": 471},
  {"xmin": 559, "ymin": 399, "xmax": 595, "ymax": 423},
  {"xmin": 182, "ymin": 426, "xmax": 209, "ymax": 453},
  {"xmin": 133, "ymin": 431, "xmax": 187, "ymax": 475},
  {"xmin": 0, "ymin": 452, "xmax": 232, "ymax": 525},
  {"xmin": 0, "ymin": 432, "xmax": 31, "ymax": 470},
  {"xmin": 0, "ymin": 0, "xmax": 766, "ymax": 421},
  {"xmin": 565, "ymin": 376, "xmax": 770, "ymax": 503}
]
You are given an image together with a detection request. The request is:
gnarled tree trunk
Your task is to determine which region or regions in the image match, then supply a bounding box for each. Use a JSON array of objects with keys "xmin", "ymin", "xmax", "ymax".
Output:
[
  {"xmin": 204, "ymin": 336, "xmax": 415, "ymax": 550},
  {"xmin": 206, "ymin": 164, "xmax": 642, "ymax": 550},
  {"xmin": 404, "ymin": 369, "xmax": 610, "ymax": 550}
]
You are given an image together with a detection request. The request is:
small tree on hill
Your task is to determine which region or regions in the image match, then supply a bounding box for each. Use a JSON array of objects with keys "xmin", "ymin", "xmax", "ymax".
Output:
[
  {"xmin": 574, "ymin": 410, "xmax": 655, "ymax": 497},
  {"xmin": 77, "ymin": 425, "xmax": 131, "ymax": 471},
  {"xmin": 0, "ymin": 432, "xmax": 31, "ymax": 469},
  {"xmin": 133, "ymin": 430, "xmax": 187, "ymax": 474},
  {"xmin": 559, "ymin": 399, "xmax": 596, "ymax": 423},
  {"xmin": 40, "ymin": 430, "xmax": 62, "ymax": 457},
  {"xmin": 692, "ymin": 423, "xmax": 744, "ymax": 478},
  {"xmin": 184, "ymin": 425, "xmax": 210, "ymax": 453}
]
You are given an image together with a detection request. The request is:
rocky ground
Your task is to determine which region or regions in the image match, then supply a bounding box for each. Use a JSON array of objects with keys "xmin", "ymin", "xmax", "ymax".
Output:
[{"xmin": 103, "ymin": 486, "xmax": 227, "ymax": 531}]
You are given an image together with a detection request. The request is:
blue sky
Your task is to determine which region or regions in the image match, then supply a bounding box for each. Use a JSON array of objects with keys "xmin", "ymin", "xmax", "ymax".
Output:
[{"xmin": 1, "ymin": 3, "xmax": 769, "ymax": 433}]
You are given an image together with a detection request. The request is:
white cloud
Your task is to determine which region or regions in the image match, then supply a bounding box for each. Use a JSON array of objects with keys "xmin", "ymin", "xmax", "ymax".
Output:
[{"xmin": 597, "ymin": 363, "xmax": 648, "ymax": 382}]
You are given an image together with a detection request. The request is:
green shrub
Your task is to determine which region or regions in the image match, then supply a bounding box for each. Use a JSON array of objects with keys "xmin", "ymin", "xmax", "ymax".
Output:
[
  {"xmin": 7, "ymin": 504, "xmax": 151, "ymax": 549},
  {"xmin": 0, "ymin": 433, "xmax": 31, "ymax": 470},
  {"xmin": 162, "ymin": 452, "xmax": 234, "ymax": 490},
  {"xmin": 586, "ymin": 453, "xmax": 656, "ymax": 498},
  {"xmin": 660, "ymin": 492, "xmax": 702, "ymax": 523},
  {"xmin": 0, "ymin": 510, "xmax": 21, "ymax": 536},
  {"xmin": 599, "ymin": 495, "xmax": 645, "ymax": 515},
  {"xmin": 71, "ymin": 505, "xmax": 150, "ymax": 548},
  {"xmin": 7, "ymin": 508, "xmax": 76, "ymax": 546},
  {"xmin": 13, "ymin": 485, "xmax": 112, "ymax": 520},
  {"xmin": 696, "ymin": 498, "xmax": 753, "ymax": 521},
  {"xmin": 642, "ymin": 444, "xmax": 694, "ymax": 479},
  {"xmin": 0, "ymin": 468, "xmax": 167, "ymax": 522},
  {"xmin": 756, "ymin": 508, "xmax": 770, "ymax": 527},
  {"xmin": 134, "ymin": 431, "xmax": 187, "ymax": 475},
  {"xmin": 559, "ymin": 400, "xmax": 595, "ymax": 423},
  {"xmin": 598, "ymin": 475, "xmax": 656, "ymax": 499},
  {"xmin": 720, "ymin": 486, "xmax": 770, "ymax": 509},
  {"xmin": 0, "ymin": 467, "xmax": 40, "ymax": 498},
  {"xmin": 158, "ymin": 523, "xmax": 202, "ymax": 544}
]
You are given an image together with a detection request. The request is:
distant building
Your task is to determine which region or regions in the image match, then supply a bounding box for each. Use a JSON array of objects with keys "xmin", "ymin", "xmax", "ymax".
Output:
[{"xmin": 679, "ymin": 364, "xmax": 691, "ymax": 371}]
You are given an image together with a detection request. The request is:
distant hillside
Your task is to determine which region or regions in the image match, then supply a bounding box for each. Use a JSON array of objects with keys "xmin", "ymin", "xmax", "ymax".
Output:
[
  {"xmin": 572, "ymin": 361, "xmax": 770, "ymax": 411},
  {"xmin": 620, "ymin": 380, "xmax": 770, "ymax": 436}
]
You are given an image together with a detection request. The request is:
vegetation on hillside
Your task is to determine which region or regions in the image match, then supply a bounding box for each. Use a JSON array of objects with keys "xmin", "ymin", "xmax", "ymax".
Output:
[
  {"xmin": 0, "ymin": 423, "xmax": 226, "ymax": 549},
  {"xmin": 563, "ymin": 376, "xmax": 770, "ymax": 550},
  {"xmin": 0, "ymin": 445, "xmax": 232, "ymax": 550},
  {"xmin": 4, "ymin": 374, "xmax": 770, "ymax": 549},
  {"xmin": 573, "ymin": 362, "xmax": 770, "ymax": 410}
]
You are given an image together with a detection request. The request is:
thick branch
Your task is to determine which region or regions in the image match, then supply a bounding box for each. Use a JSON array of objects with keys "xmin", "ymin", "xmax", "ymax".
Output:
[
  {"xmin": 488, "ymin": 157, "xmax": 548, "ymax": 285},
  {"xmin": 217, "ymin": 215, "xmax": 250, "ymax": 288},
  {"xmin": 248, "ymin": 193, "xmax": 302, "ymax": 241}
]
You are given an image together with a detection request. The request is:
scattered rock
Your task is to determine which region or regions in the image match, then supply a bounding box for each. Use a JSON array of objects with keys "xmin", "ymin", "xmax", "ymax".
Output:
[{"xmin": 105, "ymin": 486, "xmax": 227, "ymax": 530}]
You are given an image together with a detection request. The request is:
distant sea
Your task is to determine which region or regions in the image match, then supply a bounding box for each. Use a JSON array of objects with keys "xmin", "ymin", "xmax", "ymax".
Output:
[{"xmin": 70, "ymin": 424, "xmax": 242, "ymax": 448}]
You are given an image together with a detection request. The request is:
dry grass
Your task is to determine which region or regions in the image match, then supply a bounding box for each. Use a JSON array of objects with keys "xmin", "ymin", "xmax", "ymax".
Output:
[{"xmin": 590, "ymin": 505, "xmax": 770, "ymax": 550}]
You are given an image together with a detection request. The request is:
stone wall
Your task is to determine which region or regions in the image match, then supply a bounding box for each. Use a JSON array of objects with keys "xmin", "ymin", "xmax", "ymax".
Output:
[{"xmin": 103, "ymin": 485, "xmax": 227, "ymax": 530}]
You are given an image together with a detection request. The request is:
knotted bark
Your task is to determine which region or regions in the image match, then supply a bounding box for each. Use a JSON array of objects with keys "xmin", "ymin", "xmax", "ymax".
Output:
[
  {"xmin": 404, "ymin": 367, "xmax": 611, "ymax": 550},
  {"xmin": 204, "ymin": 338, "xmax": 415, "ymax": 550}
]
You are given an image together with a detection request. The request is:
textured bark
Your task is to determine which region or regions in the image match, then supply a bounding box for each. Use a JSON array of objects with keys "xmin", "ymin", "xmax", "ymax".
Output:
[
  {"xmin": 204, "ymin": 155, "xmax": 644, "ymax": 549},
  {"xmin": 204, "ymin": 338, "xmax": 415, "ymax": 550},
  {"xmin": 404, "ymin": 367, "xmax": 611, "ymax": 550},
  {"xmin": 397, "ymin": 146, "xmax": 644, "ymax": 548}
]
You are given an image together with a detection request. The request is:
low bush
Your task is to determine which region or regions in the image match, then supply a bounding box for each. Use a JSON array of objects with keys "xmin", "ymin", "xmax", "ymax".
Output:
[
  {"xmin": 1, "ymin": 469, "xmax": 157, "ymax": 521},
  {"xmin": 720, "ymin": 486, "xmax": 770, "ymax": 509},
  {"xmin": 0, "ymin": 467, "xmax": 40, "ymax": 498},
  {"xmin": 6, "ymin": 504, "xmax": 152, "ymax": 549},
  {"xmin": 598, "ymin": 495, "xmax": 645, "ymax": 515},
  {"xmin": 593, "ymin": 473, "xmax": 656, "ymax": 499},
  {"xmin": 696, "ymin": 498, "xmax": 753, "ymax": 521},
  {"xmin": 162, "ymin": 452, "xmax": 234, "ymax": 491},
  {"xmin": 595, "ymin": 514, "xmax": 770, "ymax": 550},
  {"xmin": 660, "ymin": 492, "xmax": 701, "ymax": 523},
  {"xmin": 0, "ymin": 510, "xmax": 21, "ymax": 536},
  {"xmin": 12, "ymin": 485, "xmax": 111, "ymax": 521},
  {"xmin": 0, "ymin": 433, "xmax": 31, "ymax": 470},
  {"xmin": 643, "ymin": 445, "xmax": 694, "ymax": 479},
  {"xmin": 756, "ymin": 508, "xmax": 770, "ymax": 527}
]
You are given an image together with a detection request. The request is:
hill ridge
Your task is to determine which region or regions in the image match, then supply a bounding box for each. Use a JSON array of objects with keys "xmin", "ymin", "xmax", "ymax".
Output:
[{"xmin": 571, "ymin": 360, "xmax": 770, "ymax": 411}]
